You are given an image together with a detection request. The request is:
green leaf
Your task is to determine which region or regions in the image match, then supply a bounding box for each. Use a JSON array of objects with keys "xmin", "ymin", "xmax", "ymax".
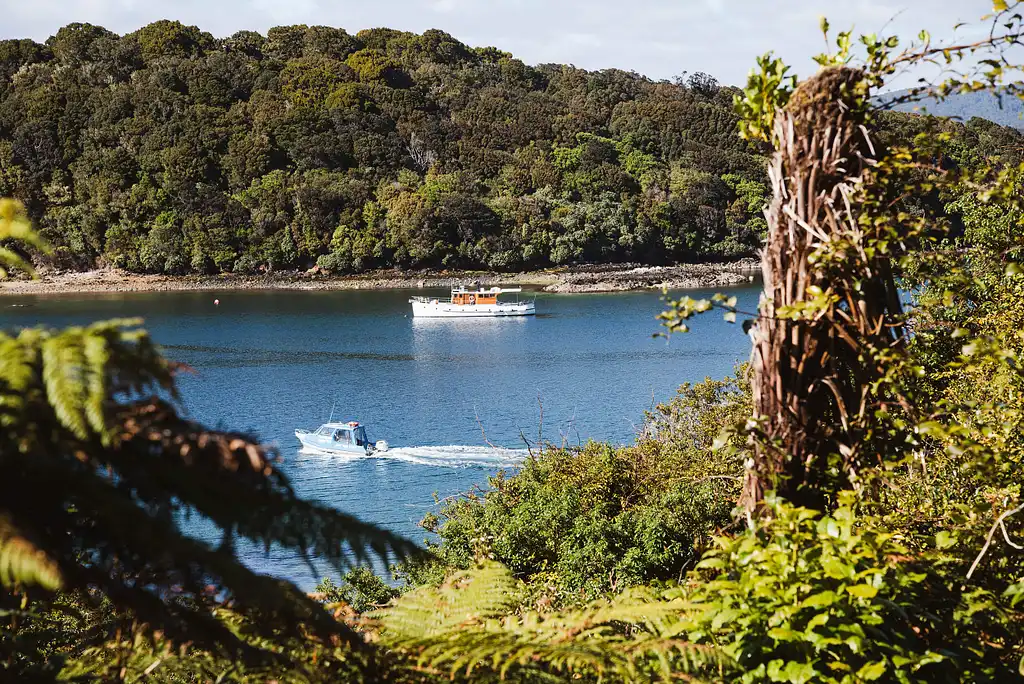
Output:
[
  {"xmin": 696, "ymin": 557, "xmax": 726, "ymax": 570},
  {"xmin": 711, "ymin": 607, "xmax": 740, "ymax": 630},
  {"xmin": 935, "ymin": 530, "xmax": 957, "ymax": 550},
  {"xmin": 857, "ymin": 661, "xmax": 887, "ymax": 681},
  {"xmin": 846, "ymin": 584, "xmax": 878, "ymax": 599},
  {"xmin": 822, "ymin": 558, "xmax": 853, "ymax": 580},
  {"xmin": 768, "ymin": 627, "xmax": 802, "ymax": 642},
  {"xmin": 801, "ymin": 591, "xmax": 837, "ymax": 608},
  {"xmin": 807, "ymin": 611, "xmax": 830, "ymax": 630},
  {"xmin": 782, "ymin": 660, "xmax": 816, "ymax": 684}
]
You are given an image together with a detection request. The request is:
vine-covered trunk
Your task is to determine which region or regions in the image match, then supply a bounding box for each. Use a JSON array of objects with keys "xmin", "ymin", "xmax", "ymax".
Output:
[{"xmin": 741, "ymin": 67, "xmax": 906, "ymax": 516}]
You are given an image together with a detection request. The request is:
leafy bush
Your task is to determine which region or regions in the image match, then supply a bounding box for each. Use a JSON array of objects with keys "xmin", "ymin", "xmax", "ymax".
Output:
[
  {"xmin": 680, "ymin": 495, "xmax": 1022, "ymax": 683},
  {"xmin": 408, "ymin": 372, "xmax": 750, "ymax": 607},
  {"xmin": 315, "ymin": 567, "xmax": 399, "ymax": 613}
]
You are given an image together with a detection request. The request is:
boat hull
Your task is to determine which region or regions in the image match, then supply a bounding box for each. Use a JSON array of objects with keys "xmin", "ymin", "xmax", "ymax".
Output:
[
  {"xmin": 295, "ymin": 430, "xmax": 370, "ymax": 455},
  {"xmin": 410, "ymin": 300, "xmax": 536, "ymax": 318}
]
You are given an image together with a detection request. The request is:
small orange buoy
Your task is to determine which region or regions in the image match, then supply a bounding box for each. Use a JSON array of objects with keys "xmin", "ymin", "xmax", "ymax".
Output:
[{"xmin": 214, "ymin": 299, "xmax": 220, "ymax": 306}]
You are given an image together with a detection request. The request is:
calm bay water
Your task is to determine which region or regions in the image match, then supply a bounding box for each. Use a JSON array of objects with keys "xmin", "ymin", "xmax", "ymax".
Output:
[{"xmin": 0, "ymin": 284, "xmax": 758, "ymax": 587}]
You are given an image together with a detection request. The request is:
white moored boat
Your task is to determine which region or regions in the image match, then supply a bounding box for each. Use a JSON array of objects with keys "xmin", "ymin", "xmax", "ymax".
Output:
[{"xmin": 410, "ymin": 285, "xmax": 536, "ymax": 318}]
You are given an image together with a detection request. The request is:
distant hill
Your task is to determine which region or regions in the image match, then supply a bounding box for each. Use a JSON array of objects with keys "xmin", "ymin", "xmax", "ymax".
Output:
[
  {"xmin": 0, "ymin": 22, "xmax": 772, "ymax": 275},
  {"xmin": 0, "ymin": 22, "xmax": 1019, "ymax": 276},
  {"xmin": 879, "ymin": 89, "xmax": 1024, "ymax": 129}
]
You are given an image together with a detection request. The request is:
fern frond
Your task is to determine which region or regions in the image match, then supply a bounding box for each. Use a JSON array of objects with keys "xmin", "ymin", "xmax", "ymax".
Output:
[
  {"xmin": 377, "ymin": 563, "xmax": 728, "ymax": 682},
  {"xmin": 379, "ymin": 561, "xmax": 518, "ymax": 640},
  {"xmin": 0, "ymin": 332, "xmax": 36, "ymax": 421},
  {"xmin": 0, "ymin": 198, "xmax": 49, "ymax": 279},
  {"xmin": 28, "ymin": 320, "xmax": 170, "ymax": 443},
  {"xmin": 0, "ymin": 515, "xmax": 61, "ymax": 590},
  {"xmin": 41, "ymin": 329, "xmax": 90, "ymax": 440},
  {"xmin": 82, "ymin": 329, "xmax": 110, "ymax": 441},
  {"xmin": 0, "ymin": 247, "xmax": 35, "ymax": 280},
  {"xmin": 0, "ymin": 201, "xmax": 418, "ymax": 675}
]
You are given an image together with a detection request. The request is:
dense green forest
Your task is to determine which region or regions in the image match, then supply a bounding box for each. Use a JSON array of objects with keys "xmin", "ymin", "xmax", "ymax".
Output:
[
  {"xmin": 0, "ymin": 21, "xmax": 771, "ymax": 274},
  {"xmin": 0, "ymin": 20, "xmax": 1022, "ymax": 277}
]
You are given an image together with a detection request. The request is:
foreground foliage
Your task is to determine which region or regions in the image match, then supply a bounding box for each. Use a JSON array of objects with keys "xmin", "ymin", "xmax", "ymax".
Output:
[
  {"xmin": 377, "ymin": 562, "xmax": 726, "ymax": 682},
  {"xmin": 681, "ymin": 497, "xmax": 1019, "ymax": 683},
  {"xmin": 0, "ymin": 202, "xmax": 418, "ymax": 679}
]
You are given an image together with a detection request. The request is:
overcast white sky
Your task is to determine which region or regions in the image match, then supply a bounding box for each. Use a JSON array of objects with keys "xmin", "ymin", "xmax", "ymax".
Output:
[{"xmin": 0, "ymin": 1, "xmax": 1002, "ymax": 86}]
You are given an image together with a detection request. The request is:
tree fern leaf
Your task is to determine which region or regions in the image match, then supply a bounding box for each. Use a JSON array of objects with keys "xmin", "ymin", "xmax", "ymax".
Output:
[
  {"xmin": 378, "ymin": 563, "xmax": 727, "ymax": 681},
  {"xmin": 377, "ymin": 561, "xmax": 518, "ymax": 641},
  {"xmin": 0, "ymin": 515, "xmax": 61, "ymax": 590},
  {"xmin": 0, "ymin": 334, "xmax": 35, "ymax": 422},
  {"xmin": 0, "ymin": 247, "xmax": 36, "ymax": 280},
  {"xmin": 82, "ymin": 330, "xmax": 110, "ymax": 442},
  {"xmin": 41, "ymin": 331, "xmax": 90, "ymax": 439},
  {"xmin": 0, "ymin": 198, "xmax": 49, "ymax": 279}
]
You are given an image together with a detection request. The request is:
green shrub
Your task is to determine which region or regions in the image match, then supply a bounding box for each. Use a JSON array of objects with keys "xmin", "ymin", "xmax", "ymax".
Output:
[
  {"xmin": 315, "ymin": 567, "xmax": 399, "ymax": 613},
  {"xmin": 408, "ymin": 373, "xmax": 750, "ymax": 607},
  {"xmin": 680, "ymin": 495, "xmax": 1022, "ymax": 683}
]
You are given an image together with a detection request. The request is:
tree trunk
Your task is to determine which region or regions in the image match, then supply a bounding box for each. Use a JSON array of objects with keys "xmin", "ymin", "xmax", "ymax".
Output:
[{"xmin": 740, "ymin": 67, "xmax": 905, "ymax": 517}]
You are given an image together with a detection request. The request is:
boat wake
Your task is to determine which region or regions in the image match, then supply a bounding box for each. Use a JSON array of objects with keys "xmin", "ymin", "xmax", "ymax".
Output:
[
  {"xmin": 298, "ymin": 444, "xmax": 529, "ymax": 468},
  {"xmin": 384, "ymin": 445, "xmax": 529, "ymax": 468}
]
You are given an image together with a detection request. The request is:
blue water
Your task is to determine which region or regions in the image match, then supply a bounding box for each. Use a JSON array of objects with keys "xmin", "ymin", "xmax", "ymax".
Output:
[{"xmin": 0, "ymin": 285, "xmax": 758, "ymax": 587}]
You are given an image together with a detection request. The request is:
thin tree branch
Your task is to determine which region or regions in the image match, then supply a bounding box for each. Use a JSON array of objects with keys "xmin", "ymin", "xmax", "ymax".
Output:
[{"xmin": 967, "ymin": 501, "xmax": 1024, "ymax": 580}]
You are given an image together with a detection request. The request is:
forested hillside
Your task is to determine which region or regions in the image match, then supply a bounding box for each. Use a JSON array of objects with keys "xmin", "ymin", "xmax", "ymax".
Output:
[
  {"xmin": 0, "ymin": 21, "xmax": 774, "ymax": 275},
  {"xmin": 3, "ymin": 21, "xmax": 1020, "ymax": 277}
]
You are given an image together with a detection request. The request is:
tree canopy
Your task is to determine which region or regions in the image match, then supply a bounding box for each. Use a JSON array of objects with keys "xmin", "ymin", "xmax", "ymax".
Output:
[{"xmin": 0, "ymin": 21, "xmax": 1020, "ymax": 276}]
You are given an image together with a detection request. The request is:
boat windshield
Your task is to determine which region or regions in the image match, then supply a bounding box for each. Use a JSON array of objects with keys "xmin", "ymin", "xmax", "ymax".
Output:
[{"xmin": 315, "ymin": 426, "xmax": 332, "ymax": 436}]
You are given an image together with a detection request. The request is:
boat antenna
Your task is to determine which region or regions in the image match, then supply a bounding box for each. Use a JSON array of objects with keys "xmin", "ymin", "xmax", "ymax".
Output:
[{"xmin": 328, "ymin": 400, "xmax": 336, "ymax": 424}]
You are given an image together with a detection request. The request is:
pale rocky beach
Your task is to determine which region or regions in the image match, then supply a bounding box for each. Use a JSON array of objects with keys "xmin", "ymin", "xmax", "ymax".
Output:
[{"xmin": 0, "ymin": 260, "xmax": 760, "ymax": 296}]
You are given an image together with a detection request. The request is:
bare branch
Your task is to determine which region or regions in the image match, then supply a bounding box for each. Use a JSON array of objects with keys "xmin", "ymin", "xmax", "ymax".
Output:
[
  {"xmin": 473, "ymin": 408, "xmax": 497, "ymax": 450},
  {"xmin": 967, "ymin": 501, "xmax": 1024, "ymax": 580}
]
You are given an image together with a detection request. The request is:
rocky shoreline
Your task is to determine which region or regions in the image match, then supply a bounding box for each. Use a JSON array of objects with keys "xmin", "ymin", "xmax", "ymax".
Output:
[
  {"xmin": 541, "ymin": 260, "xmax": 759, "ymax": 293},
  {"xmin": 0, "ymin": 260, "xmax": 760, "ymax": 296}
]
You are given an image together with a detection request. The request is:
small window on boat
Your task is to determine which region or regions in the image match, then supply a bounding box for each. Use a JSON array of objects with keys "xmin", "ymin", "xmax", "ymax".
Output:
[{"xmin": 316, "ymin": 426, "xmax": 332, "ymax": 436}]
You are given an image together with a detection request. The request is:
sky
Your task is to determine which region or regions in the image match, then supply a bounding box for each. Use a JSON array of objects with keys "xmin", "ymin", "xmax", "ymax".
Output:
[{"xmin": 0, "ymin": 0, "xmax": 1004, "ymax": 87}]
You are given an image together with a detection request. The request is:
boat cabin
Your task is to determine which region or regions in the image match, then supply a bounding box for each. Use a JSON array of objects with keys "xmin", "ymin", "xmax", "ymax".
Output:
[
  {"xmin": 449, "ymin": 285, "xmax": 520, "ymax": 306},
  {"xmin": 314, "ymin": 422, "xmax": 369, "ymax": 447},
  {"xmin": 452, "ymin": 290, "xmax": 496, "ymax": 305}
]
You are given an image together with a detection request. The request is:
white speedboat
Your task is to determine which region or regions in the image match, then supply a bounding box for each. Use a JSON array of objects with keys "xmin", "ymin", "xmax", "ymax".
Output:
[
  {"xmin": 410, "ymin": 285, "xmax": 536, "ymax": 318},
  {"xmin": 295, "ymin": 421, "xmax": 389, "ymax": 456}
]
